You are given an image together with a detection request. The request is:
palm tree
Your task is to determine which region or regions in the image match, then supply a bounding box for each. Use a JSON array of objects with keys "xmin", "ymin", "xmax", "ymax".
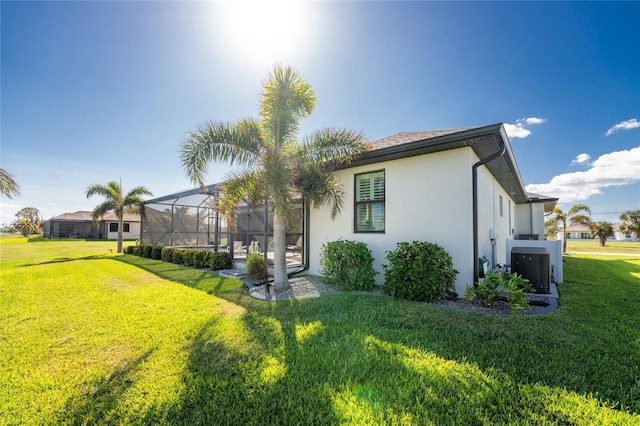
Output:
[
  {"xmin": 86, "ymin": 181, "xmax": 153, "ymax": 253},
  {"xmin": 546, "ymin": 203, "xmax": 591, "ymax": 253},
  {"xmin": 15, "ymin": 218, "xmax": 38, "ymax": 237},
  {"xmin": 590, "ymin": 221, "xmax": 614, "ymax": 246},
  {"xmin": 619, "ymin": 209, "xmax": 640, "ymax": 237},
  {"xmin": 0, "ymin": 168, "xmax": 21, "ymax": 199},
  {"xmin": 181, "ymin": 65, "xmax": 368, "ymax": 292}
]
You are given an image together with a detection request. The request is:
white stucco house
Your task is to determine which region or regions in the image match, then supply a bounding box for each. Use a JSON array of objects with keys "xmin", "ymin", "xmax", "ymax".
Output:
[
  {"xmin": 142, "ymin": 123, "xmax": 559, "ymax": 297},
  {"xmin": 306, "ymin": 124, "xmax": 558, "ymax": 295}
]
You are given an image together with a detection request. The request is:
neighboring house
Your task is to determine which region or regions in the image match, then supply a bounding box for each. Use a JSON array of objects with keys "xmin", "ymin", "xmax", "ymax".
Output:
[
  {"xmin": 556, "ymin": 224, "xmax": 639, "ymax": 241},
  {"xmin": 44, "ymin": 211, "xmax": 141, "ymax": 240},
  {"xmin": 613, "ymin": 225, "xmax": 638, "ymax": 241},
  {"xmin": 556, "ymin": 224, "xmax": 593, "ymax": 241},
  {"xmin": 142, "ymin": 123, "xmax": 560, "ymax": 297}
]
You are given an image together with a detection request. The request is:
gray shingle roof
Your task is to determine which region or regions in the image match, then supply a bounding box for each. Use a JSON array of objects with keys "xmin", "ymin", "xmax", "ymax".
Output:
[{"xmin": 369, "ymin": 127, "xmax": 479, "ymax": 150}]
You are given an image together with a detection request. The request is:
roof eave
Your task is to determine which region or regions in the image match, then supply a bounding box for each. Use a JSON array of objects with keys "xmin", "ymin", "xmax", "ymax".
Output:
[{"xmin": 340, "ymin": 123, "xmax": 530, "ymax": 204}]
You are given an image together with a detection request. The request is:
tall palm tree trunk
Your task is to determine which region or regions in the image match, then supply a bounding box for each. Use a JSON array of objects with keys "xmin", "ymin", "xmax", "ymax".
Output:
[
  {"xmin": 117, "ymin": 213, "xmax": 124, "ymax": 253},
  {"xmin": 272, "ymin": 214, "xmax": 289, "ymax": 293}
]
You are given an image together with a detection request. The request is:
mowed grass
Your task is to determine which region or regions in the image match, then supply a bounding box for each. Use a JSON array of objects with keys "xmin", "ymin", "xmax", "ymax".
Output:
[
  {"xmin": 1, "ymin": 239, "xmax": 639, "ymax": 424},
  {"xmin": 566, "ymin": 239, "xmax": 640, "ymax": 254}
]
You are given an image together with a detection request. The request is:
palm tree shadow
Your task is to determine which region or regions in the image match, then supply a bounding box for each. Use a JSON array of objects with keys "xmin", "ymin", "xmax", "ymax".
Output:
[
  {"xmin": 18, "ymin": 254, "xmax": 112, "ymax": 268},
  {"xmin": 54, "ymin": 350, "xmax": 153, "ymax": 424}
]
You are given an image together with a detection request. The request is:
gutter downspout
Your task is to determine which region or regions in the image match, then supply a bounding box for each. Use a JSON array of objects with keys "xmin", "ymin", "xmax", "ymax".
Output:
[{"xmin": 472, "ymin": 138, "xmax": 506, "ymax": 284}]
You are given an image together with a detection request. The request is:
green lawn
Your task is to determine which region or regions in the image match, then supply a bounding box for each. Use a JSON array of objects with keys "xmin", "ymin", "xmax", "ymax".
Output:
[
  {"xmin": 565, "ymin": 239, "xmax": 640, "ymax": 254},
  {"xmin": 1, "ymin": 239, "xmax": 639, "ymax": 424}
]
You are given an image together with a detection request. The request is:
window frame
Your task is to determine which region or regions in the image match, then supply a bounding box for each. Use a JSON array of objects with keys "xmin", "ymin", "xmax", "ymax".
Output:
[{"xmin": 354, "ymin": 169, "xmax": 385, "ymax": 233}]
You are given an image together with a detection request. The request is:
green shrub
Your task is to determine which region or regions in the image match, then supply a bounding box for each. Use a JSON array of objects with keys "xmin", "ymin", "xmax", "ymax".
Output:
[
  {"xmin": 142, "ymin": 245, "xmax": 153, "ymax": 258},
  {"xmin": 383, "ymin": 241, "xmax": 458, "ymax": 302},
  {"xmin": 151, "ymin": 246, "xmax": 162, "ymax": 260},
  {"xmin": 208, "ymin": 251, "xmax": 232, "ymax": 270},
  {"xmin": 191, "ymin": 250, "xmax": 207, "ymax": 268},
  {"xmin": 182, "ymin": 249, "xmax": 196, "ymax": 267},
  {"xmin": 133, "ymin": 246, "xmax": 144, "ymax": 257},
  {"xmin": 246, "ymin": 252, "xmax": 268, "ymax": 280},
  {"xmin": 123, "ymin": 246, "xmax": 134, "ymax": 255},
  {"xmin": 171, "ymin": 249, "xmax": 184, "ymax": 265},
  {"xmin": 465, "ymin": 271, "xmax": 533, "ymax": 311},
  {"xmin": 320, "ymin": 239, "xmax": 376, "ymax": 291},
  {"xmin": 161, "ymin": 247, "xmax": 173, "ymax": 262}
]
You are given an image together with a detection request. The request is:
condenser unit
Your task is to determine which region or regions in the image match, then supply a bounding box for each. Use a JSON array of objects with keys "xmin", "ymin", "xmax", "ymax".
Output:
[{"xmin": 510, "ymin": 247, "xmax": 550, "ymax": 294}]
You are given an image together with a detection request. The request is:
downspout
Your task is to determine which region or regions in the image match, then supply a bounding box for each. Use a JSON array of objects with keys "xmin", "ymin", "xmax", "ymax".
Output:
[{"xmin": 472, "ymin": 138, "xmax": 506, "ymax": 284}]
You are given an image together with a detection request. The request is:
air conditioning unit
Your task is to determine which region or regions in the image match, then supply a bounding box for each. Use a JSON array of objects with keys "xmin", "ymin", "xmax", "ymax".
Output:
[{"xmin": 510, "ymin": 247, "xmax": 550, "ymax": 294}]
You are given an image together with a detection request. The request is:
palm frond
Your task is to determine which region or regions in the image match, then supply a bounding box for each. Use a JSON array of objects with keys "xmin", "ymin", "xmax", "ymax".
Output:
[
  {"xmin": 180, "ymin": 120, "xmax": 264, "ymax": 185},
  {"xmin": 260, "ymin": 65, "xmax": 315, "ymax": 148},
  {"xmin": 86, "ymin": 182, "xmax": 120, "ymax": 201},
  {"xmin": 297, "ymin": 128, "xmax": 369, "ymax": 168},
  {"xmin": 217, "ymin": 169, "xmax": 264, "ymax": 231},
  {"xmin": 0, "ymin": 168, "xmax": 21, "ymax": 199},
  {"xmin": 293, "ymin": 164, "xmax": 345, "ymax": 220}
]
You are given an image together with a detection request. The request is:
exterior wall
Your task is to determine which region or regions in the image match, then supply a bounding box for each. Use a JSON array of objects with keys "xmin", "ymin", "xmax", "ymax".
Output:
[
  {"xmin": 308, "ymin": 147, "xmax": 503, "ymax": 296},
  {"xmin": 515, "ymin": 203, "xmax": 546, "ymax": 239},
  {"xmin": 475, "ymin": 163, "xmax": 517, "ymax": 271},
  {"xmin": 614, "ymin": 230, "xmax": 638, "ymax": 241},
  {"xmin": 105, "ymin": 221, "xmax": 141, "ymax": 240}
]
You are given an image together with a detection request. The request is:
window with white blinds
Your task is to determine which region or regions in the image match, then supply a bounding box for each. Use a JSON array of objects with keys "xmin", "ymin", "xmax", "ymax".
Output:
[{"xmin": 355, "ymin": 170, "xmax": 385, "ymax": 232}]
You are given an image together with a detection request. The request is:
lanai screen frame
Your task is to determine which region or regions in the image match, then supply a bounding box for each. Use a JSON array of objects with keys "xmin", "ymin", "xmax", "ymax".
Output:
[{"xmin": 140, "ymin": 184, "xmax": 305, "ymax": 265}]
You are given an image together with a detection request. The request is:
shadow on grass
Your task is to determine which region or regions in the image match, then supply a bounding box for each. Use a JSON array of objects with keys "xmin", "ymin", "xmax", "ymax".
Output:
[
  {"xmin": 117, "ymin": 254, "xmax": 640, "ymax": 422},
  {"xmin": 55, "ymin": 350, "xmax": 154, "ymax": 425},
  {"xmin": 18, "ymin": 254, "xmax": 114, "ymax": 268}
]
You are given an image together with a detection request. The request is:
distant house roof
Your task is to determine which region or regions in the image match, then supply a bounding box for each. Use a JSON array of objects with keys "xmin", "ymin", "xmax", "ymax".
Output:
[
  {"xmin": 101, "ymin": 211, "xmax": 141, "ymax": 222},
  {"xmin": 564, "ymin": 224, "xmax": 591, "ymax": 232},
  {"xmin": 51, "ymin": 211, "xmax": 94, "ymax": 221},
  {"xmin": 50, "ymin": 211, "xmax": 140, "ymax": 222}
]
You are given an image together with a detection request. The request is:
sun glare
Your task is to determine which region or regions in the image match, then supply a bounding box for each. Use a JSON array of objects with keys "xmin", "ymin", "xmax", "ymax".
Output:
[{"xmin": 215, "ymin": 1, "xmax": 313, "ymax": 67}]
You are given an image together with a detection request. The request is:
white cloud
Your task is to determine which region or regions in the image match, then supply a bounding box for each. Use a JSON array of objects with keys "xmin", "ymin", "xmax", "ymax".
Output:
[
  {"xmin": 571, "ymin": 153, "xmax": 591, "ymax": 165},
  {"xmin": 504, "ymin": 117, "xmax": 547, "ymax": 139},
  {"xmin": 504, "ymin": 122, "xmax": 531, "ymax": 139},
  {"xmin": 526, "ymin": 146, "xmax": 640, "ymax": 203},
  {"xmin": 524, "ymin": 117, "xmax": 547, "ymax": 125},
  {"xmin": 606, "ymin": 118, "xmax": 640, "ymax": 136}
]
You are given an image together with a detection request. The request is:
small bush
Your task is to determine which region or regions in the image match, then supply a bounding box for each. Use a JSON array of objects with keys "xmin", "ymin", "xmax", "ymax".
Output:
[
  {"xmin": 142, "ymin": 245, "xmax": 153, "ymax": 258},
  {"xmin": 133, "ymin": 246, "xmax": 144, "ymax": 257},
  {"xmin": 246, "ymin": 252, "xmax": 268, "ymax": 280},
  {"xmin": 208, "ymin": 251, "xmax": 232, "ymax": 270},
  {"xmin": 465, "ymin": 271, "xmax": 533, "ymax": 311},
  {"xmin": 124, "ymin": 246, "xmax": 134, "ymax": 255},
  {"xmin": 320, "ymin": 239, "xmax": 376, "ymax": 291},
  {"xmin": 171, "ymin": 249, "xmax": 184, "ymax": 265},
  {"xmin": 161, "ymin": 247, "xmax": 173, "ymax": 262},
  {"xmin": 383, "ymin": 241, "xmax": 458, "ymax": 302}
]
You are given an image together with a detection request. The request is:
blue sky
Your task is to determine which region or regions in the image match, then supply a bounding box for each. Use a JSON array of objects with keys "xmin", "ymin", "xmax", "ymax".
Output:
[{"xmin": 2, "ymin": 1, "xmax": 639, "ymax": 226}]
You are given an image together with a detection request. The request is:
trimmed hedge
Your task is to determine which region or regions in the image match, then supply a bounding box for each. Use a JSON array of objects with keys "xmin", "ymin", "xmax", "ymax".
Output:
[
  {"xmin": 131, "ymin": 246, "xmax": 232, "ymax": 271},
  {"xmin": 208, "ymin": 251, "xmax": 232, "ymax": 270}
]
